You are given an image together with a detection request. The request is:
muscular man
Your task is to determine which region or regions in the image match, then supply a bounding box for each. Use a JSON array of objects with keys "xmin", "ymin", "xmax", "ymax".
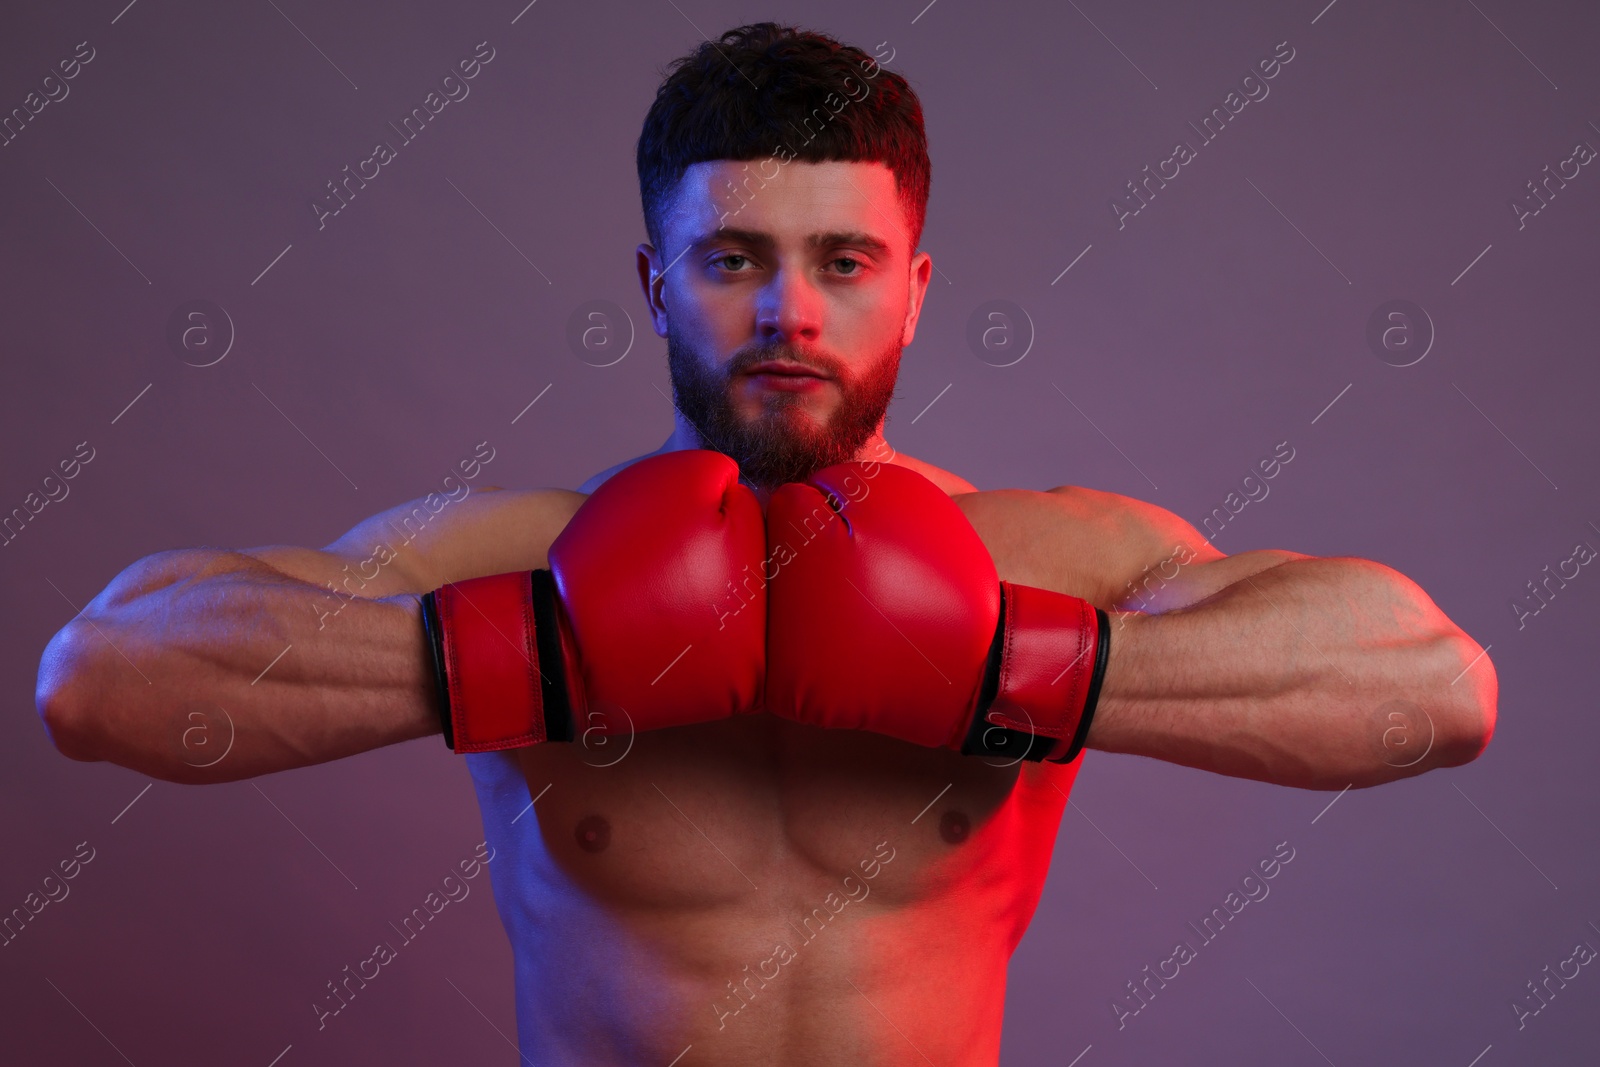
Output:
[{"xmin": 34, "ymin": 22, "xmax": 1496, "ymax": 1067}]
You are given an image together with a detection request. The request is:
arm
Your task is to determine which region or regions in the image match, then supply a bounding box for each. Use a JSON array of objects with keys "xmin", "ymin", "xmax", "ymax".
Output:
[
  {"xmin": 34, "ymin": 486, "xmax": 582, "ymax": 784},
  {"xmin": 958, "ymin": 486, "xmax": 1498, "ymax": 789}
]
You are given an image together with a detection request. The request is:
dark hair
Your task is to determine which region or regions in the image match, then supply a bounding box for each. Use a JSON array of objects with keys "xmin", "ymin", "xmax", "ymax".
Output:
[{"xmin": 636, "ymin": 22, "xmax": 930, "ymax": 261}]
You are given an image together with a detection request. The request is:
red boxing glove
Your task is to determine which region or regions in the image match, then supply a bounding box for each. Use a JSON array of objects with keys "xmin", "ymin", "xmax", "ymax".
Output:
[
  {"xmin": 421, "ymin": 450, "xmax": 766, "ymax": 753},
  {"xmin": 764, "ymin": 462, "xmax": 1108, "ymax": 763}
]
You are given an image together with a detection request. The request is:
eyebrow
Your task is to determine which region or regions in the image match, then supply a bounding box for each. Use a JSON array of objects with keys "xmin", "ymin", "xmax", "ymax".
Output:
[{"xmin": 687, "ymin": 227, "xmax": 893, "ymax": 258}]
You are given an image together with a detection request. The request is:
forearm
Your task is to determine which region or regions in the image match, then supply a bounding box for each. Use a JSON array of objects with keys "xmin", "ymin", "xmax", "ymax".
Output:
[
  {"xmin": 1087, "ymin": 556, "xmax": 1497, "ymax": 789},
  {"xmin": 36, "ymin": 548, "xmax": 440, "ymax": 783}
]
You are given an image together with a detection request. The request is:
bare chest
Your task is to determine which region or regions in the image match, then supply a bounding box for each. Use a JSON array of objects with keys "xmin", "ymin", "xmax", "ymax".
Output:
[{"xmin": 469, "ymin": 713, "xmax": 1080, "ymax": 924}]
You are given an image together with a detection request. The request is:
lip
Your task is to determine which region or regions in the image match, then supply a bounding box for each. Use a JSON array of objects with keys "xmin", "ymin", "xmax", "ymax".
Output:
[{"xmin": 743, "ymin": 360, "xmax": 828, "ymax": 379}]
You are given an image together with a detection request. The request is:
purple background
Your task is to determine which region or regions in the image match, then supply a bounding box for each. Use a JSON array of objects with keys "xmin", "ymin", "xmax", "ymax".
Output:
[{"xmin": 3, "ymin": 0, "xmax": 1597, "ymax": 1062}]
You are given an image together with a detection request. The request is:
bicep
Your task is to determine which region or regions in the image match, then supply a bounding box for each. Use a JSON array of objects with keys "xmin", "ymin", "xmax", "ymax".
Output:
[
  {"xmin": 993, "ymin": 485, "xmax": 1305, "ymax": 613},
  {"xmin": 1116, "ymin": 546, "xmax": 1312, "ymax": 613},
  {"xmin": 242, "ymin": 486, "xmax": 585, "ymax": 597},
  {"xmin": 1085, "ymin": 489, "xmax": 1312, "ymax": 612}
]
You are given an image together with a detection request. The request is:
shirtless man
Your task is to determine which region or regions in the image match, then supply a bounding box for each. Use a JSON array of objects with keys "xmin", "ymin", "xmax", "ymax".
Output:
[{"xmin": 34, "ymin": 22, "xmax": 1496, "ymax": 1067}]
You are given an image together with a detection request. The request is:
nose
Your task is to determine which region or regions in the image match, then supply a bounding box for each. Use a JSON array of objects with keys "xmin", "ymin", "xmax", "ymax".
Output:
[{"xmin": 754, "ymin": 264, "xmax": 822, "ymax": 346}]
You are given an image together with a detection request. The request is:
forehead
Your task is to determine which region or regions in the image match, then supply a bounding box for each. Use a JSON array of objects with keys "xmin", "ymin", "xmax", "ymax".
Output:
[{"xmin": 662, "ymin": 159, "xmax": 903, "ymax": 251}]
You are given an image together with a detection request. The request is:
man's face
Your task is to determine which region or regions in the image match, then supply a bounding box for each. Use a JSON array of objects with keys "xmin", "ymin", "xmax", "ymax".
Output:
[{"xmin": 637, "ymin": 160, "xmax": 932, "ymax": 487}]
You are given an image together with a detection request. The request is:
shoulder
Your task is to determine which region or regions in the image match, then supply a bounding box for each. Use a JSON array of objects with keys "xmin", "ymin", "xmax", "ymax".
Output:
[
  {"xmin": 882, "ymin": 452, "xmax": 979, "ymax": 495},
  {"xmin": 577, "ymin": 448, "xmax": 676, "ymax": 494}
]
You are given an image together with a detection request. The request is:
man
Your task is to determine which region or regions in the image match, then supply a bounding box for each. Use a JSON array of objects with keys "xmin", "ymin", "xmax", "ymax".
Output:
[{"xmin": 35, "ymin": 22, "xmax": 1494, "ymax": 1066}]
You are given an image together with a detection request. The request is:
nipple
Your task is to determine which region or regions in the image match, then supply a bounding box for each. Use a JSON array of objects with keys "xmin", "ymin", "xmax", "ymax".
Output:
[
  {"xmin": 939, "ymin": 809, "xmax": 970, "ymax": 845},
  {"xmin": 575, "ymin": 814, "xmax": 612, "ymax": 854}
]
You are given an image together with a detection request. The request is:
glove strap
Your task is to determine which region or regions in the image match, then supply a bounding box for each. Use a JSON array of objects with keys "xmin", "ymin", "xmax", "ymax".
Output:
[
  {"xmin": 419, "ymin": 588, "xmax": 456, "ymax": 749},
  {"xmin": 1052, "ymin": 607, "xmax": 1109, "ymax": 764},
  {"xmin": 421, "ymin": 570, "xmax": 574, "ymax": 753},
  {"xmin": 529, "ymin": 569, "xmax": 577, "ymax": 743},
  {"xmin": 960, "ymin": 584, "xmax": 1109, "ymax": 764}
]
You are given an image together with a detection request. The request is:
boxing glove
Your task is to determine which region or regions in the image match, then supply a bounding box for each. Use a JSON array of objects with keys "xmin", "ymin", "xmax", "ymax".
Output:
[
  {"xmin": 764, "ymin": 461, "xmax": 1108, "ymax": 762},
  {"xmin": 421, "ymin": 450, "xmax": 766, "ymax": 753}
]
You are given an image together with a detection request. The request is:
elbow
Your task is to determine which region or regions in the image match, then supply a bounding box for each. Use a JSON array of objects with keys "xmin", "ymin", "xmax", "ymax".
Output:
[
  {"xmin": 1433, "ymin": 635, "xmax": 1499, "ymax": 769},
  {"xmin": 36, "ymin": 673, "xmax": 100, "ymax": 764},
  {"xmin": 1358, "ymin": 634, "xmax": 1496, "ymax": 787},
  {"xmin": 36, "ymin": 651, "xmax": 210, "ymax": 784},
  {"xmin": 35, "ymin": 628, "xmax": 103, "ymax": 764}
]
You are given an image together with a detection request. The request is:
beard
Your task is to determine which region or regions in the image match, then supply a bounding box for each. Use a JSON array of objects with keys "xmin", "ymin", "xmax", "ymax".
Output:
[{"xmin": 667, "ymin": 331, "xmax": 900, "ymax": 488}]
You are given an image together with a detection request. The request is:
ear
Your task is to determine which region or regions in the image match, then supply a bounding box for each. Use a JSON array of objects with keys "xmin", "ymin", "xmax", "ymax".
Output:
[
  {"xmin": 636, "ymin": 243, "xmax": 670, "ymax": 338},
  {"xmin": 902, "ymin": 250, "xmax": 932, "ymax": 347}
]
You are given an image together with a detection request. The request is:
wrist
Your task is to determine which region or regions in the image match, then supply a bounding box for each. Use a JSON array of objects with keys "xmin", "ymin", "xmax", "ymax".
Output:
[
  {"xmin": 1053, "ymin": 605, "xmax": 1109, "ymax": 762},
  {"xmin": 1080, "ymin": 609, "xmax": 1149, "ymax": 751}
]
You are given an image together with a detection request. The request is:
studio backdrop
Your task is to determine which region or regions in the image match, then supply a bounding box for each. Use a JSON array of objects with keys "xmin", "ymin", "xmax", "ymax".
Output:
[{"xmin": 1, "ymin": 0, "xmax": 1595, "ymax": 1063}]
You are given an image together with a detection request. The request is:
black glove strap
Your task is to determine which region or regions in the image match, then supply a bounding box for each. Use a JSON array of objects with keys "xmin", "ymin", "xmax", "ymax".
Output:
[
  {"xmin": 419, "ymin": 589, "xmax": 455, "ymax": 750},
  {"xmin": 1048, "ymin": 608, "xmax": 1110, "ymax": 764},
  {"xmin": 529, "ymin": 569, "xmax": 575, "ymax": 743}
]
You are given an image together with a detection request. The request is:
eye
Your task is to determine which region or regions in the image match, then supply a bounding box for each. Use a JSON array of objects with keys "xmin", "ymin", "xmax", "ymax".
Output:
[
  {"xmin": 830, "ymin": 257, "xmax": 862, "ymax": 275},
  {"xmin": 712, "ymin": 254, "xmax": 752, "ymax": 273}
]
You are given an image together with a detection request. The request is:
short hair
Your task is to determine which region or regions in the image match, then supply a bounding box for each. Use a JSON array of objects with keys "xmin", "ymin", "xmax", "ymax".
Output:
[{"xmin": 636, "ymin": 22, "xmax": 930, "ymax": 262}]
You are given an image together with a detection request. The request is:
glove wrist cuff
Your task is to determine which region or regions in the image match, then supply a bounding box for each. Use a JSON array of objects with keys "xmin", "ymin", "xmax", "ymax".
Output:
[
  {"xmin": 424, "ymin": 570, "xmax": 574, "ymax": 753},
  {"xmin": 960, "ymin": 584, "xmax": 1109, "ymax": 764}
]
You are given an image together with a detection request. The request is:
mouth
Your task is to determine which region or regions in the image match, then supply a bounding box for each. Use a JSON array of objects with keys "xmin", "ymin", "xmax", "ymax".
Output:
[
  {"xmin": 740, "ymin": 359, "xmax": 831, "ymax": 395},
  {"xmin": 742, "ymin": 360, "xmax": 829, "ymax": 380}
]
